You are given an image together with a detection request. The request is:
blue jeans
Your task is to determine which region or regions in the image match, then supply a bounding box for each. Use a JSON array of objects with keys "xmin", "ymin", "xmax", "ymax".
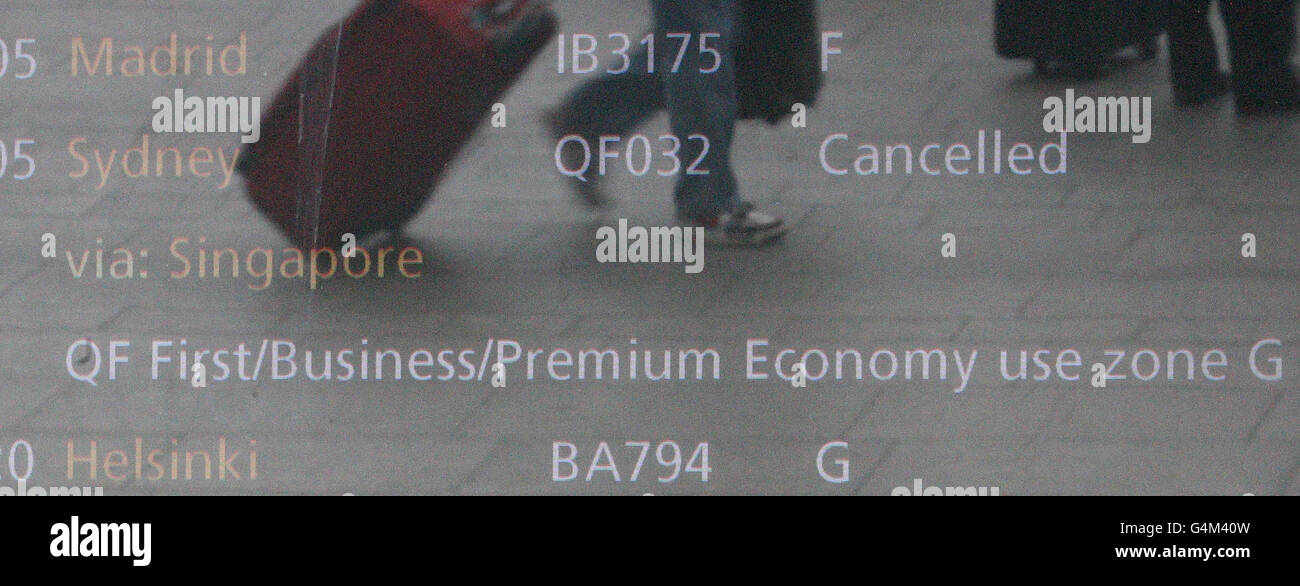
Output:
[{"xmin": 556, "ymin": 0, "xmax": 739, "ymax": 220}]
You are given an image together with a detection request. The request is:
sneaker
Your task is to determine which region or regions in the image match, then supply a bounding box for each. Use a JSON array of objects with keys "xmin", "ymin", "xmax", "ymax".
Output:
[
  {"xmin": 679, "ymin": 202, "xmax": 789, "ymax": 247},
  {"xmin": 543, "ymin": 108, "xmax": 610, "ymax": 209}
]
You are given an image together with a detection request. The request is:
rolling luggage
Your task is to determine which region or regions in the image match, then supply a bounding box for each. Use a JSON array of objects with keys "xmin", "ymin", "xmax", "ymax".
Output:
[
  {"xmin": 239, "ymin": 0, "xmax": 556, "ymax": 250},
  {"xmin": 995, "ymin": 0, "xmax": 1164, "ymax": 78}
]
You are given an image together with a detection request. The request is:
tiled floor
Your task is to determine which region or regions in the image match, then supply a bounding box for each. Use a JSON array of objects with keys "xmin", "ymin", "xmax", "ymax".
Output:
[{"xmin": 0, "ymin": 0, "xmax": 1295, "ymax": 494}]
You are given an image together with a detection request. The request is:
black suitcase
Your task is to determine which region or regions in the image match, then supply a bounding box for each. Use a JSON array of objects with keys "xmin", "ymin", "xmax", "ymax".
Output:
[
  {"xmin": 735, "ymin": 0, "xmax": 823, "ymax": 124},
  {"xmin": 995, "ymin": 0, "xmax": 1164, "ymax": 78}
]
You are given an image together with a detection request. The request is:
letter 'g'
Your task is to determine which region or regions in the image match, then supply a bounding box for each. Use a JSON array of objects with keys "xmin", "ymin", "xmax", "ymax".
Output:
[
  {"xmin": 1250, "ymin": 339, "xmax": 1283, "ymax": 381},
  {"xmin": 817, "ymin": 441, "xmax": 849, "ymax": 483}
]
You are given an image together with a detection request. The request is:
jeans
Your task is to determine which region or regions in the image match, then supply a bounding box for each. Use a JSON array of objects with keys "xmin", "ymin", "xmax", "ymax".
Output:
[{"xmin": 555, "ymin": 0, "xmax": 740, "ymax": 220}]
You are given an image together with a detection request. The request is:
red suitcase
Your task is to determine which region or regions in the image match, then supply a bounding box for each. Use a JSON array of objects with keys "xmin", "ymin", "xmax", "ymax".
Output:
[{"xmin": 239, "ymin": 0, "xmax": 555, "ymax": 249}]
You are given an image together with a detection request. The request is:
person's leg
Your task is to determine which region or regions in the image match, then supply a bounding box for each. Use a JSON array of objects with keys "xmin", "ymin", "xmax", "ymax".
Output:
[
  {"xmin": 1167, "ymin": 0, "xmax": 1227, "ymax": 105},
  {"xmin": 550, "ymin": 43, "xmax": 663, "ymax": 207},
  {"xmin": 651, "ymin": 0, "xmax": 740, "ymax": 221},
  {"xmin": 1221, "ymin": 0, "xmax": 1300, "ymax": 113},
  {"xmin": 552, "ymin": 44, "xmax": 662, "ymax": 140}
]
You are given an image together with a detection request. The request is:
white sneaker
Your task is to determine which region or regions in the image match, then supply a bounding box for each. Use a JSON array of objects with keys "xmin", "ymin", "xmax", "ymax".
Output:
[{"xmin": 679, "ymin": 202, "xmax": 789, "ymax": 247}]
